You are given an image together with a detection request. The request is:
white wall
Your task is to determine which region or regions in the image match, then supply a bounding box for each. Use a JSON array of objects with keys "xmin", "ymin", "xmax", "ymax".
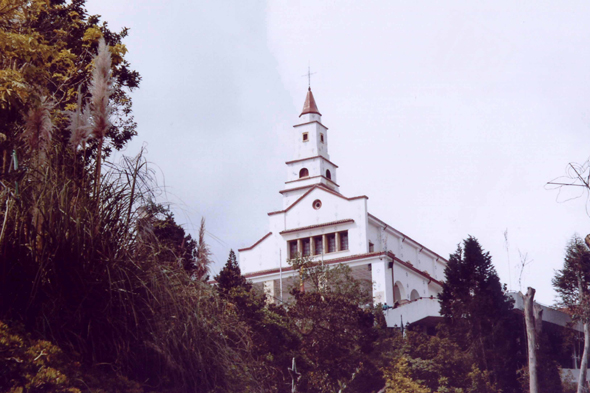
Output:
[
  {"xmin": 385, "ymin": 297, "xmax": 441, "ymax": 327},
  {"xmin": 291, "ymin": 121, "xmax": 329, "ymax": 161},
  {"xmin": 241, "ymin": 187, "xmax": 369, "ymax": 274}
]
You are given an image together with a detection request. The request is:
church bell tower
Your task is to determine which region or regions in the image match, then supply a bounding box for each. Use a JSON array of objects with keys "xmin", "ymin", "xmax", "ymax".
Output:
[{"xmin": 281, "ymin": 88, "xmax": 340, "ymax": 207}]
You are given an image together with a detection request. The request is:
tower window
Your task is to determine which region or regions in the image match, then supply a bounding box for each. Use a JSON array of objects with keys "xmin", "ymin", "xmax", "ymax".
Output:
[
  {"xmin": 299, "ymin": 168, "xmax": 309, "ymax": 178},
  {"xmin": 320, "ymin": 133, "xmax": 324, "ymax": 143},
  {"xmin": 302, "ymin": 132, "xmax": 309, "ymax": 142},
  {"xmin": 369, "ymin": 242, "xmax": 374, "ymax": 252},
  {"xmin": 326, "ymin": 169, "xmax": 331, "ymax": 180}
]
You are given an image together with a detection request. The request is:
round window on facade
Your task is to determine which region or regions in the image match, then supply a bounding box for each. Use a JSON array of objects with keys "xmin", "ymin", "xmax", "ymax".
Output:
[{"xmin": 312, "ymin": 199, "xmax": 322, "ymax": 210}]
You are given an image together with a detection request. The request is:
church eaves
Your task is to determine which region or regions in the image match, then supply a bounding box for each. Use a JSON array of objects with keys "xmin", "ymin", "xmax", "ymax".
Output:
[{"xmin": 299, "ymin": 87, "xmax": 322, "ymax": 117}]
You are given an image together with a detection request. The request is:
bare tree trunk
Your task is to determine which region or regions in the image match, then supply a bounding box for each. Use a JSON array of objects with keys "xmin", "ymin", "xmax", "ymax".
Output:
[
  {"xmin": 524, "ymin": 287, "xmax": 539, "ymax": 393},
  {"xmin": 578, "ymin": 274, "xmax": 589, "ymax": 393},
  {"xmin": 579, "ymin": 321, "xmax": 590, "ymax": 393}
]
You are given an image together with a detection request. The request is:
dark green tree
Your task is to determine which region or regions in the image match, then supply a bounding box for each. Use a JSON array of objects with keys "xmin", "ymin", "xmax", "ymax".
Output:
[
  {"xmin": 143, "ymin": 202, "xmax": 198, "ymax": 274},
  {"xmin": 215, "ymin": 250, "xmax": 250, "ymax": 293},
  {"xmin": 438, "ymin": 236, "xmax": 525, "ymax": 393},
  {"xmin": 214, "ymin": 250, "xmax": 300, "ymax": 393},
  {"xmin": 287, "ymin": 263, "xmax": 384, "ymax": 393}
]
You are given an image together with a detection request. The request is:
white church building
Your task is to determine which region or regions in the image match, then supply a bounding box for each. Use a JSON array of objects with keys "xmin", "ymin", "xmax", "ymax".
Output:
[{"xmin": 238, "ymin": 88, "xmax": 448, "ymax": 328}]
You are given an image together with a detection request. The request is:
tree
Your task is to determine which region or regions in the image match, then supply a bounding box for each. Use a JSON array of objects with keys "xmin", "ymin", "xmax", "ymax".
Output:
[
  {"xmin": 438, "ymin": 236, "xmax": 525, "ymax": 393},
  {"xmin": 376, "ymin": 326, "xmax": 501, "ymax": 393},
  {"xmin": 215, "ymin": 250, "xmax": 250, "ymax": 293},
  {"xmin": 287, "ymin": 262, "xmax": 383, "ymax": 393},
  {"xmin": 215, "ymin": 251, "xmax": 300, "ymax": 393},
  {"xmin": 553, "ymin": 235, "xmax": 590, "ymax": 393},
  {"xmin": 0, "ymin": 0, "xmax": 140, "ymax": 176},
  {"xmin": 143, "ymin": 202, "xmax": 198, "ymax": 274},
  {"xmin": 523, "ymin": 287, "xmax": 541, "ymax": 393}
]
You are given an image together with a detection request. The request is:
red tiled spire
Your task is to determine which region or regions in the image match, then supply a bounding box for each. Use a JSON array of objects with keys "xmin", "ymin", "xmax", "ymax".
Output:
[{"xmin": 299, "ymin": 88, "xmax": 322, "ymax": 117}]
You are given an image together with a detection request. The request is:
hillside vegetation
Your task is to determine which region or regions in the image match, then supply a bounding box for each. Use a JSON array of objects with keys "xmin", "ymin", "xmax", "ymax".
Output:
[{"xmin": 0, "ymin": 1, "xmax": 577, "ymax": 392}]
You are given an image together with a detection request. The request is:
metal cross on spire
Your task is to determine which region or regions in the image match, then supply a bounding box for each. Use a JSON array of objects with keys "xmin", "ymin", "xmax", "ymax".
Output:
[{"xmin": 302, "ymin": 65, "xmax": 316, "ymax": 88}]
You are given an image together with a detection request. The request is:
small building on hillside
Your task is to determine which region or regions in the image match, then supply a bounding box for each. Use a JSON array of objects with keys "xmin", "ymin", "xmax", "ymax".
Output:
[{"xmin": 238, "ymin": 88, "xmax": 448, "ymax": 328}]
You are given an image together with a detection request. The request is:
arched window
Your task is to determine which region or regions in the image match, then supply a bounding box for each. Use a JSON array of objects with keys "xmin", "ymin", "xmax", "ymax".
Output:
[
  {"xmin": 326, "ymin": 169, "xmax": 331, "ymax": 180},
  {"xmin": 299, "ymin": 168, "xmax": 309, "ymax": 178},
  {"xmin": 410, "ymin": 289, "xmax": 420, "ymax": 301},
  {"xmin": 394, "ymin": 281, "xmax": 406, "ymax": 304},
  {"xmin": 394, "ymin": 285, "xmax": 401, "ymax": 303}
]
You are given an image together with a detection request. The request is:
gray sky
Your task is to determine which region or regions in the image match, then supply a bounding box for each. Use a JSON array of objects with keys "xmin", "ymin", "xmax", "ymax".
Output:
[{"xmin": 88, "ymin": 0, "xmax": 590, "ymax": 305}]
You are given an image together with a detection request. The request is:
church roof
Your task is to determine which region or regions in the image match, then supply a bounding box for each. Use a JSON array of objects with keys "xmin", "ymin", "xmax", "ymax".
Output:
[
  {"xmin": 268, "ymin": 184, "xmax": 367, "ymax": 216},
  {"xmin": 300, "ymin": 88, "xmax": 322, "ymax": 117}
]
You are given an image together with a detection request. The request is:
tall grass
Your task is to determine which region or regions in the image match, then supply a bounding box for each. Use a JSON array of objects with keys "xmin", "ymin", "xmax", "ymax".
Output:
[
  {"xmin": 0, "ymin": 144, "xmax": 263, "ymax": 392},
  {"xmin": 0, "ymin": 38, "xmax": 264, "ymax": 392}
]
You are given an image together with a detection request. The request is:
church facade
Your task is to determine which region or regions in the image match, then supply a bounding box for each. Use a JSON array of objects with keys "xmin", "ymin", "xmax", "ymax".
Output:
[{"xmin": 238, "ymin": 88, "xmax": 448, "ymax": 327}]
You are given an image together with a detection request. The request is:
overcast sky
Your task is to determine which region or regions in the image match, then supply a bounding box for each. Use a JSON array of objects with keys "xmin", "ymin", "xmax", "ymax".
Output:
[{"xmin": 87, "ymin": 0, "xmax": 590, "ymax": 305}]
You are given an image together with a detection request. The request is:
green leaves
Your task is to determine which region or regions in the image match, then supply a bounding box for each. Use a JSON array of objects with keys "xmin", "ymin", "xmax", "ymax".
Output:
[
  {"xmin": 553, "ymin": 235, "xmax": 590, "ymax": 320},
  {"xmin": 438, "ymin": 236, "xmax": 524, "ymax": 393}
]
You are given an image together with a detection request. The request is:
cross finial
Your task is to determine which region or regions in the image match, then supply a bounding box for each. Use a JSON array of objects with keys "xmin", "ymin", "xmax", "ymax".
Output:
[{"xmin": 302, "ymin": 65, "xmax": 316, "ymax": 89}]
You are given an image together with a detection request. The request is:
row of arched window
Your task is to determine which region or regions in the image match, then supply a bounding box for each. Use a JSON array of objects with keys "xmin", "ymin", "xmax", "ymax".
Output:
[
  {"xmin": 299, "ymin": 168, "xmax": 332, "ymax": 180},
  {"xmin": 393, "ymin": 282, "xmax": 421, "ymax": 303}
]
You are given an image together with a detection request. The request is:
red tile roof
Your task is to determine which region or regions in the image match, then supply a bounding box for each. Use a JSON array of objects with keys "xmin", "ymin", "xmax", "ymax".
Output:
[
  {"xmin": 268, "ymin": 184, "xmax": 367, "ymax": 216},
  {"xmin": 243, "ymin": 251, "xmax": 388, "ymax": 278},
  {"xmin": 293, "ymin": 120, "xmax": 328, "ymax": 130},
  {"xmin": 238, "ymin": 232, "xmax": 272, "ymax": 252},
  {"xmin": 279, "ymin": 219, "xmax": 354, "ymax": 235},
  {"xmin": 285, "ymin": 155, "xmax": 338, "ymax": 168},
  {"xmin": 242, "ymin": 250, "xmax": 443, "ymax": 287},
  {"xmin": 368, "ymin": 213, "xmax": 448, "ymax": 263},
  {"xmin": 285, "ymin": 174, "xmax": 340, "ymax": 187},
  {"xmin": 300, "ymin": 88, "xmax": 321, "ymax": 117}
]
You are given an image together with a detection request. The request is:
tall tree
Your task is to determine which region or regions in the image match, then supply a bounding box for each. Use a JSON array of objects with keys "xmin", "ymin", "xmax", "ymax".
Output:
[
  {"xmin": 438, "ymin": 236, "xmax": 525, "ymax": 393},
  {"xmin": 553, "ymin": 235, "xmax": 590, "ymax": 393},
  {"xmin": 288, "ymin": 263, "xmax": 383, "ymax": 393},
  {"xmin": 215, "ymin": 251, "xmax": 300, "ymax": 393},
  {"xmin": 215, "ymin": 250, "xmax": 250, "ymax": 293},
  {"xmin": 144, "ymin": 202, "xmax": 198, "ymax": 273}
]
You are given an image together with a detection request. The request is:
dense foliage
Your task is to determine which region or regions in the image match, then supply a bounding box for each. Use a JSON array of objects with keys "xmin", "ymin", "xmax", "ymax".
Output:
[
  {"xmin": 438, "ymin": 236, "xmax": 526, "ymax": 393},
  {"xmin": 553, "ymin": 235, "xmax": 590, "ymax": 393},
  {"xmin": 0, "ymin": 320, "xmax": 143, "ymax": 393},
  {"xmin": 0, "ymin": 0, "xmax": 140, "ymax": 160},
  {"xmin": 553, "ymin": 235, "xmax": 590, "ymax": 320},
  {"xmin": 287, "ymin": 260, "xmax": 383, "ymax": 392},
  {"xmin": 380, "ymin": 328, "xmax": 497, "ymax": 393}
]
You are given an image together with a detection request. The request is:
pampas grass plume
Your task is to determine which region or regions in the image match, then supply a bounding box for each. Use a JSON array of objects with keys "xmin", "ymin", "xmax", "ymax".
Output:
[
  {"xmin": 67, "ymin": 87, "xmax": 92, "ymax": 150},
  {"xmin": 24, "ymin": 96, "xmax": 53, "ymax": 157},
  {"xmin": 90, "ymin": 37, "xmax": 113, "ymax": 140}
]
